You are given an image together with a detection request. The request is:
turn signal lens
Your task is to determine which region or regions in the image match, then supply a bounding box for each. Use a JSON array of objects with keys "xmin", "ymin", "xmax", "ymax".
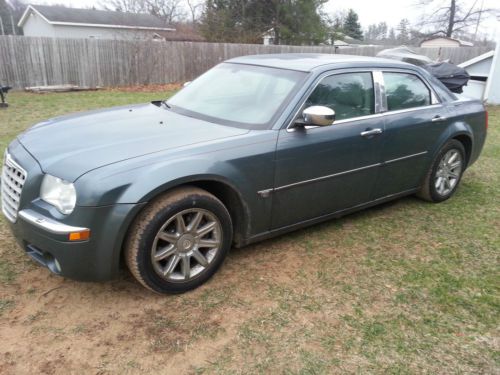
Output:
[{"xmin": 68, "ymin": 230, "xmax": 91, "ymax": 241}]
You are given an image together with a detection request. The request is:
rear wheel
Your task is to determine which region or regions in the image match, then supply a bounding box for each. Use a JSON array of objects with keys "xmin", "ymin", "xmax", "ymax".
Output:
[
  {"xmin": 125, "ymin": 187, "xmax": 232, "ymax": 294},
  {"xmin": 417, "ymin": 140, "xmax": 466, "ymax": 202}
]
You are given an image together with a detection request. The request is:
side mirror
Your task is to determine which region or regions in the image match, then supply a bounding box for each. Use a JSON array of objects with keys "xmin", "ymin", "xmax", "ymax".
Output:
[
  {"xmin": 302, "ymin": 106, "xmax": 335, "ymax": 127},
  {"xmin": 183, "ymin": 81, "xmax": 191, "ymax": 87}
]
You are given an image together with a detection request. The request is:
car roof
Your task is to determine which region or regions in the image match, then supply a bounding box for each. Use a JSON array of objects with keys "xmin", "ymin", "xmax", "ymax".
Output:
[{"xmin": 226, "ymin": 53, "xmax": 414, "ymax": 72}]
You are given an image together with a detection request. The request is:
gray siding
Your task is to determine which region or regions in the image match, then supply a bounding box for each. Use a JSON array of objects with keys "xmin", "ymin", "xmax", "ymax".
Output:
[{"xmin": 22, "ymin": 12, "xmax": 56, "ymax": 38}]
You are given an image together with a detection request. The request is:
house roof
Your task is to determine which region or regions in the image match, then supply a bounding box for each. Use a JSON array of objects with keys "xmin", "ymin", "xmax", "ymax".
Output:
[
  {"xmin": 420, "ymin": 36, "xmax": 473, "ymax": 47},
  {"xmin": 18, "ymin": 5, "xmax": 175, "ymax": 31},
  {"xmin": 458, "ymin": 50, "xmax": 495, "ymax": 68}
]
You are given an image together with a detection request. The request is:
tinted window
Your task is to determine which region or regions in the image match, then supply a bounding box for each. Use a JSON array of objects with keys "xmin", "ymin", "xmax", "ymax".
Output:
[
  {"xmin": 384, "ymin": 73, "xmax": 431, "ymax": 111},
  {"xmin": 306, "ymin": 72, "xmax": 374, "ymax": 121}
]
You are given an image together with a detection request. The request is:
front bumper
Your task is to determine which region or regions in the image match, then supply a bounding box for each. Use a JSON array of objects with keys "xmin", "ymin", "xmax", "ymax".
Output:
[
  {"xmin": 8, "ymin": 203, "xmax": 144, "ymax": 281},
  {"xmin": 3, "ymin": 138, "xmax": 146, "ymax": 281}
]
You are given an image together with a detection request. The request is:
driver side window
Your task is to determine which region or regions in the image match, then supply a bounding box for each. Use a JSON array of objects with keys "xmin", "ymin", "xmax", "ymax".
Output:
[{"xmin": 306, "ymin": 72, "xmax": 375, "ymax": 121}]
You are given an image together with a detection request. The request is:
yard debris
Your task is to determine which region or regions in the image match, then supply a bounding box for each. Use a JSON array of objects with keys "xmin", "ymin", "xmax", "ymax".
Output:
[
  {"xmin": 38, "ymin": 285, "xmax": 65, "ymax": 299},
  {"xmin": 0, "ymin": 85, "xmax": 11, "ymax": 108},
  {"xmin": 24, "ymin": 85, "xmax": 102, "ymax": 93}
]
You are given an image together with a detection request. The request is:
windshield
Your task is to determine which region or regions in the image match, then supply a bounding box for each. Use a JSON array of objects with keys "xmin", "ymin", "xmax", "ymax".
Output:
[{"xmin": 167, "ymin": 63, "xmax": 307, "ymax": 129}]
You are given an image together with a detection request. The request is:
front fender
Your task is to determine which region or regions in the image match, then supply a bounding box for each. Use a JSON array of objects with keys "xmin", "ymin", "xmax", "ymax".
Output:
[{"xmin": 74, "ymin": 130, "xmax": 278, "ymax": 237}]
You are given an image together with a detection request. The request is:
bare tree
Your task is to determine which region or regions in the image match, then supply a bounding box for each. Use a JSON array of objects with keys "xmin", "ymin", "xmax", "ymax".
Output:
[
  {"xmin": 100, "ymin": 0, "xmax": 187, "ymax": 23},
  {"xmin": 417, "ymin": 0, "xmax": 492, "ymax": 38},
  {"xmin": 101, "ymin": 0, "xmax": 148, "ymax": 13},
  {"xmin": 146, "ymin": 0, "xmax": 186, "ymax": 24},
  {"xmin": 186, "ymin": 0, "xmax": 203, "ymax": 24}
]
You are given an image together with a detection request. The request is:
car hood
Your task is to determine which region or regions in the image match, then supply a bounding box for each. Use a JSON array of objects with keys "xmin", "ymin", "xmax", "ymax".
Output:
[{"xmin": 18, "ymin": 103, "xmax": 249, "ymax": 181}]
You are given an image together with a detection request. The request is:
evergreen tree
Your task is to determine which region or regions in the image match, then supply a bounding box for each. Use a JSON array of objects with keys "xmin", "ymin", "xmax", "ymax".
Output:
[
  {"xmin": 342, "ymin": 8, "xmax": 363, "ymax": 40},
  {"xmin": 388, "ymin": 27, "xmax": 396, "ymax": 43},
  {"xmin": 201, "ymin": 0, "xmax": 328, "ymax": 45},
  {"xmin": 397, "ymin": 18, "xmax": 410, "ymax": 44}
]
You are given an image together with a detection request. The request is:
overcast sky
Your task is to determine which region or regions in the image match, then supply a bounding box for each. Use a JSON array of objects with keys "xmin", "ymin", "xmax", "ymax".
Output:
[{"xmin": 28, "ymin": 0, "xmax": 500, "ymax": 39}]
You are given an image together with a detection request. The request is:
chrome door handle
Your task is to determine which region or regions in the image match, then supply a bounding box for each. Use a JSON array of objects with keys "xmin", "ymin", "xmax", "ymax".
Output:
[
  {"xmin": 360, "ymin": 128, "xmax": 383, "ymax": 137},
  {"xmin": 431, "ymin": 116, "xmax": 447, "ymax": 122}
]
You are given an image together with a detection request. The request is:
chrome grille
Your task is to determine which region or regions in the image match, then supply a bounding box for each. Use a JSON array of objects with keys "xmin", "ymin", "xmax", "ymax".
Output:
[{"xmin": 1, "ymin": 152, "xmax": 27, "ymax": 223}]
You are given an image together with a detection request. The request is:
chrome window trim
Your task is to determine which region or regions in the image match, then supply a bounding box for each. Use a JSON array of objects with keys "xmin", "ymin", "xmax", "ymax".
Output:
[
  {"xmin": 381, "ymin": 103, "xmax": 443, "ymax": 116},
  {"xmin": 373, "ymin": 70, "xmax": 387, "ymax": 113},
  {"xmin": 287, "ymin": 103, "xmax": 443, "ymax": 133},
  {"xmin": 18, "ymin": 209, "xmax": 89, "ymax": 234}
]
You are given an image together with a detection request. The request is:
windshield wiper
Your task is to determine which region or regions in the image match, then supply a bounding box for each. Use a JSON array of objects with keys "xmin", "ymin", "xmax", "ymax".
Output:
[{"xmin": 151, "ymin": 100, "xmax": 171, "ymax": 109}]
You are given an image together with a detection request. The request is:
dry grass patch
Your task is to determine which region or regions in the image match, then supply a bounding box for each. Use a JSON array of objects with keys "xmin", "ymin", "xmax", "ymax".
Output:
[{"xmin": 0, "ymin": 92, "xmax": 498, "ymax": 374}]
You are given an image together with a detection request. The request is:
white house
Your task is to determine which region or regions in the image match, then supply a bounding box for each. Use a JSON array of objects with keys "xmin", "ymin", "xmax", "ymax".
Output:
[
  {"xmin": 18, "ymin": 5, "xmax": 175, "ymax": 40},
  {"xmin": 420, "ymin": 36, "xmax": 473, "ymax": 48}
]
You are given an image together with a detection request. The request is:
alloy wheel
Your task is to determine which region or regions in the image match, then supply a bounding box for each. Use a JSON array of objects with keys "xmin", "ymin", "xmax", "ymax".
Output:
[
  {"xmin": 435, "ymin": 149, "xmax": 463, "ymax": 196},
  {"xmin": 151, "ymin": 209, "xmax": 222, "ymax": 282}
]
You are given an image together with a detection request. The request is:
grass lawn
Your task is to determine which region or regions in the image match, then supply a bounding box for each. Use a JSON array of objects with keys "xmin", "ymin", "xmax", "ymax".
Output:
[{"xmin": 0, "ymin": 90, "xmax": 498, "ymax": 374}]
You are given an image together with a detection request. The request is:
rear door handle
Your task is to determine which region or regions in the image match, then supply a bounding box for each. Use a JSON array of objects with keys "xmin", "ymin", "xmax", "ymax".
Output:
[
  {"xmin": 360, "ymin": 128, "xmax": 383, "ymax": 137},
  {"xmin": 431, "ymin": 115, "xmax": 447, "ymax": 122}
]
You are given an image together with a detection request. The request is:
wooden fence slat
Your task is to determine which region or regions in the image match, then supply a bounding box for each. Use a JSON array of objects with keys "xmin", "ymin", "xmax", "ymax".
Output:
[{"xmin": 0, "ymin": 35, "xmax": 491, "ymax": 89}]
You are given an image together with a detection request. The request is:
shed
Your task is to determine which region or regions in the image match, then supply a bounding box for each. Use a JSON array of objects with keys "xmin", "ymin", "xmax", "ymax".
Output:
[
  {"xmin": 458, "ymin": 50, "xmax": 496, "ymax": 102},
  {"xmin": 420, "ymin": 36, "xmax": 473, "ymax": 48}
]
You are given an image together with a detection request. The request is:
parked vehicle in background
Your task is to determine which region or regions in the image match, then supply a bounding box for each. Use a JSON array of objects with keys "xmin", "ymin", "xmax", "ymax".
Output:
[{"xmin": 2, "ymin": 54, "xmax": 487, "ymax": 294}]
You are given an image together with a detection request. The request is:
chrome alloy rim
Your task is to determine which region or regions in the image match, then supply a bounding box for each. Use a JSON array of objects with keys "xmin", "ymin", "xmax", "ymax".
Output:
[
  {"xmin": 151, "ymin": 209, "xmax": 222, "ymax": 282},
  {"xmin": 435, "ymin": 149, "xmax": 463, "ymax": 196}
]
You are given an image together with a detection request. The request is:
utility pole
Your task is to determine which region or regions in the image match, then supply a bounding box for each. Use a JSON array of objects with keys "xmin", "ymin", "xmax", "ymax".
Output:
[{"xmin": 0, "ymin": 16, "xmax": 5, "ymax": 35}]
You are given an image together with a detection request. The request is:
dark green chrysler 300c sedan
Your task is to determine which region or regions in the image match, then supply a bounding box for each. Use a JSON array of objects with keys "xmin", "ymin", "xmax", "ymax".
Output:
[{"xmin": 2, "ymin": 54, "xmax": 487, "ymax": 293}]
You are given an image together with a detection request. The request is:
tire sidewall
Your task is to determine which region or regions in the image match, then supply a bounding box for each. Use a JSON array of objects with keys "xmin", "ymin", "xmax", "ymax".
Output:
[
  {"xmin": 428, "ymin": 140, "xmax": 466, "ymax": 202},
  {"xmin": 132, "ymin": 192, "xmax": 232, "ymax": 294}
]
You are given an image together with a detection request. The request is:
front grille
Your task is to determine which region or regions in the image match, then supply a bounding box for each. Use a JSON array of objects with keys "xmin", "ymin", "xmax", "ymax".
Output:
[{"xmin": 1, "ymin": 152, "xmax": 27, "ymax": 223}]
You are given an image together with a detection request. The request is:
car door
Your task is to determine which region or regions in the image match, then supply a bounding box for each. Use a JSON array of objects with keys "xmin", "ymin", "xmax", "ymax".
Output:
[
  {"xmin": 372, "ymin": 70, "xmax": 451, "ymax": 198},
  {"xmin": 271, "ymin": 71, "xmax": 385, "ymax": 229}
]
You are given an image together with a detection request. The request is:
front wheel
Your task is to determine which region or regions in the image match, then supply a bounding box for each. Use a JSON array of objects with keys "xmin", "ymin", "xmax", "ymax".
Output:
[
  {"xmin": 417, "ymin": 140, "xmax": 466, "ymax": 203},
  {"xmin": 125, "ymin": 187, "xmax": 233, "ymax": 294}
]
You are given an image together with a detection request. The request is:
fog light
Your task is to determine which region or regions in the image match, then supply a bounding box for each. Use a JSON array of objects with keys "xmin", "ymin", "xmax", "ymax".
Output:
[{"xmin": 68, "ymin": 230, "xmax": 91, "ymax": 241}]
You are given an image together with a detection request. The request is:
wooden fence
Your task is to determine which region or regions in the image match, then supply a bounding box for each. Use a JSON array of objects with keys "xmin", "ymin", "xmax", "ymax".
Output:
[{"xmin": 0, "ymin": 35, "xmax": 491, "ymax": 89}]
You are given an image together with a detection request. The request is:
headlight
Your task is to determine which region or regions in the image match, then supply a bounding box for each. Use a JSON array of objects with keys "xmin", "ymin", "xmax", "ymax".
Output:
[{"xmin": 40, "ymin": 174, "xmax": 77, "ymax": 215}]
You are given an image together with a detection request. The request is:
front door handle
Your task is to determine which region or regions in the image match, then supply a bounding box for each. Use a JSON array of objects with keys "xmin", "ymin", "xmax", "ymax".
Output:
[
  {"xmin": 431, "ymin": 115, "xmax": 447, "ymax": 122},
  {"xmin": 360, "ymin": 128, "xmax": 383, "ymax": 137}
]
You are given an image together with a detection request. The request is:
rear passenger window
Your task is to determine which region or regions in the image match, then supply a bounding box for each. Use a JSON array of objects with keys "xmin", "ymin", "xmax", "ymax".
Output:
[
  {"xmin": 306, "ymin": 72, "xmax": 374, "ymax": 121},
  {"xmin": 383, "ymin": 73, "xmax": 431, "ymax": 111}
]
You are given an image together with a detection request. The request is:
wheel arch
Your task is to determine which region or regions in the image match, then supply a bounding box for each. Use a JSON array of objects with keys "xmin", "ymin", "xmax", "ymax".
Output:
[
  {"xmin": 119, "ymin": 176, "xmax": 251, "ymax": 255},
  {"xmin": 452, "ymin": 133, "xmax": 473, "ymax": 167},
  {"xmin": 430, "ymin": 118, "xmax": 474, "ymax": 169}
]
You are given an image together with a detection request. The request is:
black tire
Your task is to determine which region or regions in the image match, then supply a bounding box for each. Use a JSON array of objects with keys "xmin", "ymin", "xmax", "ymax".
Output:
[
  {"xmin": 125, "ymin": 186, "xmax": 233, "ymax": 294},
  {"xmin": 417, "ymin": 139, "xmax": 466, "ymax": 203}
]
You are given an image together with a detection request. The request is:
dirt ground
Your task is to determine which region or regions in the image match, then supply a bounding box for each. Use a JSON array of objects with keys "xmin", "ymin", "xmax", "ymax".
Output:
[
  {"xmin": 0, "ymin": 93, "xmax": 498, "ymax": 374},
  {"xmin": 0, "ymin": 230, "xmax": 335, "ymax": 374}
]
